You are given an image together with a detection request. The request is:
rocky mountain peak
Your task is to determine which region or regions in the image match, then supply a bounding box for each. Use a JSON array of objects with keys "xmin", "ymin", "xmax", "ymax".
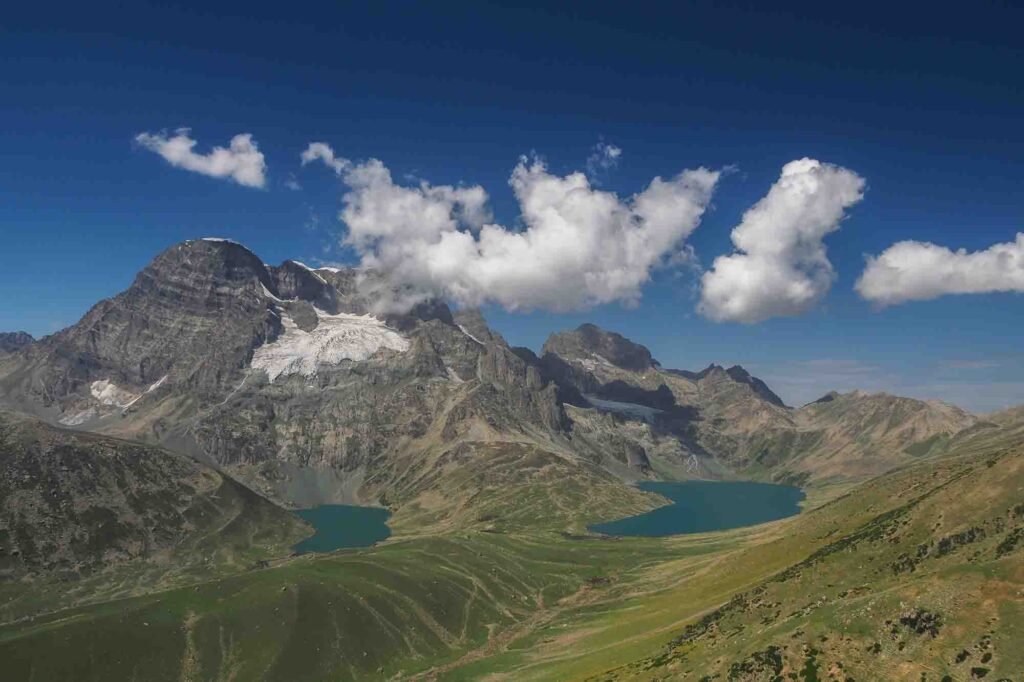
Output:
[
  {"xmin": 272, "ymin": 260, "xmax": 338, "ymax": 312},
  {"xmin": 170, "ymin": 238, "xmax": 277, "ymax": 292},
  {"xmin": 0, "ymin": 239, "xmax": 286, "ymax": 407},
  {"xmin": 453, "ymin": 308, "xmax": 505, "ymax": 346},
  {"xmin": 669, "ymin": 363, "xmax": 726, "ymax": 380},
  {"xmin": 702, "ymin": 363, "xmax": 727, "ymax": 376},
  {"xmin": 666, "ymin": 363, "xmax": 786, "ymax": 408},
  {"xmin": 0, "ymin": 332, "xmax": 34, "ymax": 354},
  {"xmin": 723, "ymin": 365, "xmax": 787, "ymax": 407},
  {"xmin": 810, "ymin": 390, "xmax": 842, "ymax": 405},
  {"xmin": 542, "ymin": 323, "xmax": 655, "ymax": 371}
]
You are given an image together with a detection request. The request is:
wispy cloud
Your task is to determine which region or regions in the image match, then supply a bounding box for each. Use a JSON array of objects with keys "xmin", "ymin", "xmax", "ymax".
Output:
[
  {"xmin": 937, "ymin": 359, "xmax": 1001, "ymax": 370},
  {"xmin": 301, "ymin": 142, "xmax": 349, "ymax": 175},
  {"xmin": 585, "ymin": 140, "xmax": 622, "ymax": 178},
  {"xmin": 134, "ymin": 128, "xmax": 267, "ymax": 188}
]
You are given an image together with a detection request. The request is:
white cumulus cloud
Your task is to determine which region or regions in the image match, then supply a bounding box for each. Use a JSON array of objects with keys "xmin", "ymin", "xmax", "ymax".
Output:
[
  {"xmin": 699, "ymin": 158, "xmax": 865, "ymax": 323},
  {"xmin": 302, "ymin": 143, "xmax": 719, "ymax": 312},
  {"xmin": 134, "ymin": 129, "xmax": 267, "ymax": 188},
  {"xmin": 855, "ymin": 233, "xmax": 1024, "ymax": 306}
]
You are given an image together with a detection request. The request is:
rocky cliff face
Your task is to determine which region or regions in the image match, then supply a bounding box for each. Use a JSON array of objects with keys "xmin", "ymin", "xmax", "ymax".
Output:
[{"xmin": 1, "ymin": 239, "xmax": 282, "ymax": 415}]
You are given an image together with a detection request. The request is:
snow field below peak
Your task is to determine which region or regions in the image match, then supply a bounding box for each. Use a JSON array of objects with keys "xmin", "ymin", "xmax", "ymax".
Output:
[{"xmin": 251, "ymin": 308, "xmax": 410, "ymax": 382}]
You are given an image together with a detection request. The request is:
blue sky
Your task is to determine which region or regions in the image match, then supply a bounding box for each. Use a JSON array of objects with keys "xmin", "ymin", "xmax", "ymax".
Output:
[{"xmin": 2, "ymin": 1, "xmax": 1022, "ymax": 411}]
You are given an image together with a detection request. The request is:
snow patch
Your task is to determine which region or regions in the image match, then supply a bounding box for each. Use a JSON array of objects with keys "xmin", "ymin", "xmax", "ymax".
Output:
[
  {"xmin": 260, "ymin": 282, "xmax": 288, "ymax": 303},
  {"xmin": 684, "ymin": 453, "xmax": 702, "ymax": 474},
  {"xmin": 59, "ymin": 408, "xmax": 97, "ymax": 426},
  {"xmin": 584, "ymin": 394, "xmax": 662, "ymax": 423},
  {"xmin": 147, "ymin": 374, "xmax": 169, "ymax": 392},
  {"xmin": 251, "ymin": 308, "xmax": 410, "ymax": 382},
  {"xmin": 199, "ymin": 237, "xmax": 239, "ymax": 244},
  {"xmin": 317, "ymin": 266, "xmax": 343, "ymax": 273},
  {"xmin": 289, "ymin": 261, "xmax": 327, "ymax": 284},
  {"xmin": 90, "ymin": 375, "xmax": 168, "ymax": 411},
  {"xmin": 90, "ymin": 380, "xmax": 138, "ymax": 408},
  {"xmin": 457, "ymin": 324, "xmax": 485, "ymax": 346},
  {"xmin": 121, "ymin": 375, "xmax": 169, "ymax": 410},
  {"xmin": 576, "ymin": 353, "xmax": 614, "ymax": 372}
]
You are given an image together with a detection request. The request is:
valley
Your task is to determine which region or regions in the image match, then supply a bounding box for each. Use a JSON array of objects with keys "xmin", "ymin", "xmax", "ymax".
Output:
[{"xmin": 0, "ymin": 238, "xmax": 1020, "ymax": 680}]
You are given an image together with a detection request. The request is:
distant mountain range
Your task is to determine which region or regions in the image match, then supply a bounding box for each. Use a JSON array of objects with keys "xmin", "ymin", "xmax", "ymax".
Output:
[{"xmin": 0, "ymin": 238, "xmax": 983, "ymax": 524}]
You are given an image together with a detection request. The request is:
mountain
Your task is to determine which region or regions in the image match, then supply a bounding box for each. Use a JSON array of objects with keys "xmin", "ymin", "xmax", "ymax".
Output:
[
  {"xmin": 781, "ymin": 389, "xmax": 980, "ymax": 476},
  {"xmin": 536, "ymin": 323, "xmax": 978, "ymax": 484},
  {"xmin": 0, "ymin": 240, "xmax": 981, "ymax": 520},
  {"xmin": 0, "ymin": 239, "xmax": 649, "ymax": 531},
  {"xmin": 543, "ymin": 323, "xmax": 657, "ymax": 372},
  {"xmin": 0, "ymin": 411, "xmax": 306, "ymax": 578},
  {"xmin": 0, "ymin": 332, "xmax": 33, "ymax": 354}
]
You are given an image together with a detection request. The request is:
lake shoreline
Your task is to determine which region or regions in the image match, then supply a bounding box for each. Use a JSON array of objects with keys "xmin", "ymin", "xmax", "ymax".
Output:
[
  {"xmin": 589, "ymin": 480, "xmax": 805, "ymax": 538},
  {"xmin": 292, "ymin": 504, "xmax": 392, "ymax": 554}
]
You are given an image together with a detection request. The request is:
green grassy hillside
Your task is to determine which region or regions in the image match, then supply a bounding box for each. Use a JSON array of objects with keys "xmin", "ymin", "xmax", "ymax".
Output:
[
  {"xmin": 1, "ymin": 419, "xmax": 1021, "ymax": 680},
  {"xmin": 599, "ymin": 429, "xmax": 1024, "ymax": 680}
]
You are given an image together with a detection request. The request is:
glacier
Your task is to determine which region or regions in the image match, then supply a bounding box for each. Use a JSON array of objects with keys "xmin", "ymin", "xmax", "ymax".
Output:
[{"xmin": 251, "ymin": 308, "xmax": 410, "ymax": 382}]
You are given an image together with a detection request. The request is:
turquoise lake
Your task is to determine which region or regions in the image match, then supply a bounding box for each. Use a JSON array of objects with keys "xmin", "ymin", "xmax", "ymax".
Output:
[
  {"xmin": 589, "ymin": 480, "xmax": 804, "ymax": 537},
  {"xmin": 292, "ymin": 504, "xmax": 391, "ymax": 554}
]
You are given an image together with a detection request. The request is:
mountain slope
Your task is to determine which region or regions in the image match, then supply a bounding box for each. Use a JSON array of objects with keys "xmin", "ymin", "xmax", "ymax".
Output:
[
  {"xmin": 602, "ymin": 419, "xmax": 1024, "ymax": 681},
  {"xmin": 0, "ymin": 332, "xmax": 33, "ymax": 355},
  {"xmin": 0, "ymin": 412, "xmax": 307, "ymax": 578},
  {"xmin": 1, "ymin": 396, "xmax": 1019, "ymax": 682},
  {"xmin": 780, "ymin": 390, "xmax": 980, "ymax": 479},
  {"xmin": 538, "ymin": 324, "xmax": 979, "ymax": 484},
  {"xmin": 0, "ymin": 240, "xmax": 639, "ymax": 530},
  {"xmin": 0, "ymin": 240, "xmax": 983, "ymax": 527}
]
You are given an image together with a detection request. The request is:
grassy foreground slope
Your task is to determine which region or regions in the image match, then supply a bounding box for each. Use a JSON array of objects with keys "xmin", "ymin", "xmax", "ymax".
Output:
[
  {"xmin": 0, "ymin": 413, "xmax": 309, "ymax": 620},
  {"xmin": 593, "ymin": 423, "xmax": 1024, "ymax": 681},
  {"xmin": 1, "ymin": 423, "xmax": 1022, "ymax": 680},
  {"xmin": 0, "ymin": 438, "xmax": 686, "ymax": 681},
  {"xmin": 0, "ymin": 530, "xmax": 734, "ymax": 681}
]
